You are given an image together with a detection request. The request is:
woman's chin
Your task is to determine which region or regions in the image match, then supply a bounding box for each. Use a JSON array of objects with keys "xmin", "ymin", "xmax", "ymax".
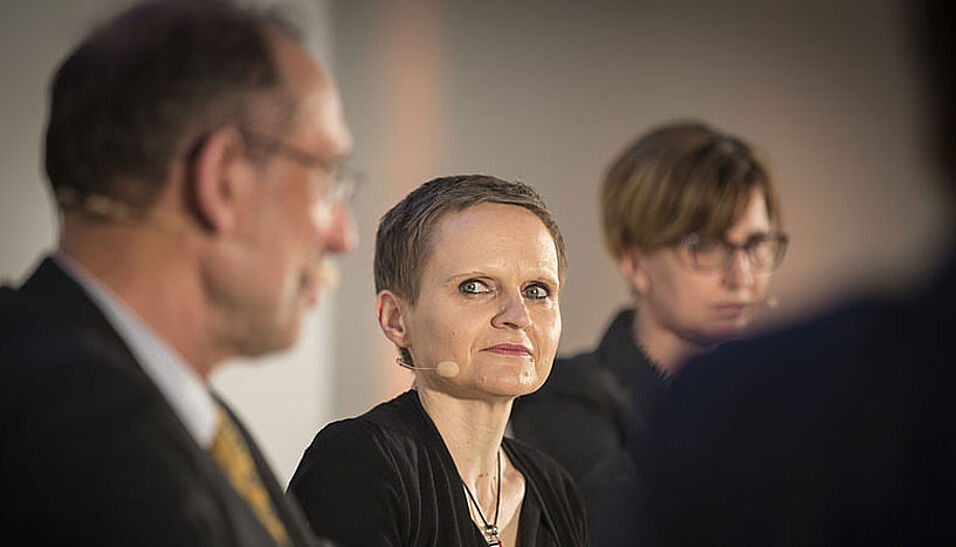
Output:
[{"xmin": 471, "ymin": 369, "xmax": 544, "ymax": 399}]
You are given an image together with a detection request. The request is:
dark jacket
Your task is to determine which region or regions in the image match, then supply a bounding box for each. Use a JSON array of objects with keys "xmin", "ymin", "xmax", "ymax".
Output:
[
  {"xmin": 0, "ymin": 258, "xmax": 323, "ymax": 546},
  {"xmin": 512, "ymin": 309, "xmax": 667, "ymax": 546},
  {"xmin": 289, "ymin": 390, "xmax": 589, "ymax": 547},
  {"xmin": 645, "ymin": 255, "xmax": 956, "ymax": 546}
]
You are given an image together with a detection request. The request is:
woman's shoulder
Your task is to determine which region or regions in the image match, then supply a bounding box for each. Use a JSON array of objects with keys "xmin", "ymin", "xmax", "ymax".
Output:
[
  {"xmin": 288, "ymin": 393, "xmax": 430, "ymax": 519},
  {"xmin": 306, "ymin": 415, "xmax": 388, "ymax": 455},
  {"xmin": 296, "ymin": 391, "xmax": 426, "ymax": 470},
  {"xmin": 359, "ymin": 389, "xmax": 429, "ymax": 435},
  {"xmin": 289, "ymin": 395, "xmax": 430, "ymax": 545},
  {"xmin": 288, "ymin": 416, "xmax": 394, "ymax": 495}
]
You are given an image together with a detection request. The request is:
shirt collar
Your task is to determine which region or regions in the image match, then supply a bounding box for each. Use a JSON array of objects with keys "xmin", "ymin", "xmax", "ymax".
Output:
[{"xmin": 53, "ymin": 254, "xmax": 218, "ymax": 448}]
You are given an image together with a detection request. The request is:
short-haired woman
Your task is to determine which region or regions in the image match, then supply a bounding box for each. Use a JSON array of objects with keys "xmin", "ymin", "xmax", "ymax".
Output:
[
  {"xmin": 512, "ymin": 121, "xmax": 788, "ymax": 545},
  {"xmin": 289, "ymin": 175, "xmax": 587, "ymax": 546}
]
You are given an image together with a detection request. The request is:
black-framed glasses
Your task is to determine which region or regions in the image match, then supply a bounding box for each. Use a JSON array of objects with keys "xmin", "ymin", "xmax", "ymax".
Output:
[
  {"xmin": 242, "ymin": 131, "xmax": 363, "ymax": 204},
  {"xmin": 673, "ymin": 231, "xmax": 789, "ymax": 272}
]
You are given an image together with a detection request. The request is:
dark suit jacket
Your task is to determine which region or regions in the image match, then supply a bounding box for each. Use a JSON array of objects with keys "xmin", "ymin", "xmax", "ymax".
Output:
[
  {"xmin": 644, "ymin": 254, "xmax": 956, "ymax": 546},
  {"xmin": 0, "ymin": 258, "xmax": 324, "ymax": 546}
]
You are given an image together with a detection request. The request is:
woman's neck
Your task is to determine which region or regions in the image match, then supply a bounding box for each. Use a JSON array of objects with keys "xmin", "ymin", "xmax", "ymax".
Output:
[
  {"xmin": 415, "ymin": 386, "xmax": 511, "ymax": 484},
  {"xmin": 633, "ymin": 308, "xmax": 705, "ymax": 377},
  {"xmin": 415, "ymin": 385, "xmax": 525, "ymax": 545}
]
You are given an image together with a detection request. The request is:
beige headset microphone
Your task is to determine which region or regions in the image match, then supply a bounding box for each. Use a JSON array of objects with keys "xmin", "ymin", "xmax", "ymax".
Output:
[{"xmin": 395, "ymin": 356, "xmax": 460, "ymax": 378}]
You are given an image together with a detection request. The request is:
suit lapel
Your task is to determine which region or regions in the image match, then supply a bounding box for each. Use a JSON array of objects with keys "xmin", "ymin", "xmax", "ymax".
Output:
[{"xmin": 15, "ymin": 257, "xmax": 291, "ymax": 546}]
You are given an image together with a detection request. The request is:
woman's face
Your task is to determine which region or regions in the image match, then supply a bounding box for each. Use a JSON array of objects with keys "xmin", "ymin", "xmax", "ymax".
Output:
[
  {"xmin": 398, "ymin": 203, "xmax": 562, "ymax": 399},
  {"xmin": 627, "ymin": 188, "xmax": 774, "ymax": 346}
]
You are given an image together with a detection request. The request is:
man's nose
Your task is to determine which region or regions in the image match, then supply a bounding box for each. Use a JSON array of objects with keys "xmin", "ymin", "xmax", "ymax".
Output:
[{"xmin": 324, "ymin": 201, "xmax": 358, "ymax": 253}]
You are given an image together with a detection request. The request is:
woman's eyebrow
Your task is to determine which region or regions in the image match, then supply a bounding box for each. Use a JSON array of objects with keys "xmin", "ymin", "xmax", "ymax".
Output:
[
  {"xmin": 532, "ymin": 273, "xmax": 560, "ymax": 286},
  {"xmin": 442, "ymin": 271, "xmax": 487, "ymax": 283},
  {"xmin": 724, "ymin": 230, "xmax": 771, "ymax": 244}
]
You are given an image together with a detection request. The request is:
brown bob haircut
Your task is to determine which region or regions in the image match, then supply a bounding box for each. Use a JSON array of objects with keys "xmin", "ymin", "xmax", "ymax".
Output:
[
  {"xmin": 601, "ymin": 121, "xmax": 782, "ymax": 259},
  {"xmin": 374, "ymin": 174, "xmax": 568, "ymax": 303}
]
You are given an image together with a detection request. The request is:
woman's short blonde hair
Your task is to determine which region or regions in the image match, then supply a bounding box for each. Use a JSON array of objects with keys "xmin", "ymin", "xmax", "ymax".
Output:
[
  {"xmin": 602, "ymin": 121, "xmax": 781, "ymax": 258},
  {"xmin": 375, "ymin": 174, "xmax": 567, "ymax": 303}
]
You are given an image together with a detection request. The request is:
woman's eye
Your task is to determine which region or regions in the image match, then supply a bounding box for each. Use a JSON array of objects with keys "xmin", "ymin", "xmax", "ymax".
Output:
[
  {"xmin": 459, "ymin": 279, "xmax": 490, "ymax": 295},
  {"xmin": 692, "ymin": 238, "xmax": 720, "ymax": 254},
  {"xmin": 523, "ymin": 283, "xmax": 551, "ymax": 300}
]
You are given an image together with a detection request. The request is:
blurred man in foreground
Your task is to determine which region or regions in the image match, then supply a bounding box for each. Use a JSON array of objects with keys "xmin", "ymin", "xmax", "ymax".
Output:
[{"xmin": 0, "ymin": 1, "xmax": 356, "ymax": 545}]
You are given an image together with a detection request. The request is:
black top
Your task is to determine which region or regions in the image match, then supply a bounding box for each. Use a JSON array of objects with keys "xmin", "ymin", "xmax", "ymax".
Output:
[
  {"xmin": 644, "ymin": 254, "xmax": 956, "ymax": 546},
  {"xmin": 289, "ymin": 390, "xmax": 588, "ymax": 546},
  {"xmin": 0, "ymin": 258, "xmax": 324, "ymax": 546},
  {"xmin": 512, "ymin": 309, "xmax": 667, "ymax": 545}
]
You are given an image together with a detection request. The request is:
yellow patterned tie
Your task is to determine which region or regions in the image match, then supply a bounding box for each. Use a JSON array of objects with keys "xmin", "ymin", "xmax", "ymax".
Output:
[{"xmin": 210, "ymin": 404, "xmax": 290, "ymax": 546}]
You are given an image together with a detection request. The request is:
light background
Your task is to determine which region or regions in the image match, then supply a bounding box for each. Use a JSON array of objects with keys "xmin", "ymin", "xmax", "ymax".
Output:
[{"xmin": 1, "ymin": 0, "xmax": 951, "ymax": 484}]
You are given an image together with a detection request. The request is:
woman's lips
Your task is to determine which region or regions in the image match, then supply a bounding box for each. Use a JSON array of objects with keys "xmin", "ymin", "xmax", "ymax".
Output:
[
  {"xmin": 483, "ymin": 343, "xmax": 533, "ymax": 357},
  {"xmin": 712, "ymin": 303, "xmax": 749, "ymax": 317}
]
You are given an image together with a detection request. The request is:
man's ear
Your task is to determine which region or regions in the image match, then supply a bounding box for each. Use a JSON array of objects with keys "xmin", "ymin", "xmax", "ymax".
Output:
[
  {"xmin": 619, "ymin": 247, "xmax": 651, "ymax": 296},
  {"xmin": 376, "ymin": 290, "xmax": 411, "ymax": 349},
  {"xmin": 189, "ymin": 126, "xmax": 254, "ymax": 233}
]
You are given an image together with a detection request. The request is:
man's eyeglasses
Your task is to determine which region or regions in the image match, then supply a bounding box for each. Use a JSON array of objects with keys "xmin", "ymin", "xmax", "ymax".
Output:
[
  {"xmin": 673, "ymin": 232, "xmax": 789, "ymax": 272},
  {"xmin": 242, "ymin": 131, "xmax": 362, "ymax": 204}
]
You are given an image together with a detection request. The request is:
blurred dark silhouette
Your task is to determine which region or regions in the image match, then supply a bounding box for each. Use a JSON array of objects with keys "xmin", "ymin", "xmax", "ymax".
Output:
[{"xmin": 642, "ymin": 1, "xmax": 956, "ymax": 545}]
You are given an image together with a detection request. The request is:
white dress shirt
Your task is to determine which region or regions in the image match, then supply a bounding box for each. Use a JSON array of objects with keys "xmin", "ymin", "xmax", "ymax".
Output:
[{"xmin": 54, "ymin": 254, "xmax": 217, "ymax": 448}]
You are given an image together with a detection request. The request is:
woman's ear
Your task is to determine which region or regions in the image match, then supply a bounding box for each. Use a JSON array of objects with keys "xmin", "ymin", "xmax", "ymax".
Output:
[
  {"xmin": 376, "ymin": 290, "xmax": 411, "ymax": 348},
  {"xmin": 619, "ymin": 247, "xmax": 651, "ymax": 296}
]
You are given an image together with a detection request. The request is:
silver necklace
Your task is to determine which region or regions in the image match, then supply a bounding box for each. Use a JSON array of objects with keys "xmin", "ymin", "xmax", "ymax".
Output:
[{"xmin": 462, "ymin": 450, "xmax": 502, "ymax": 546}]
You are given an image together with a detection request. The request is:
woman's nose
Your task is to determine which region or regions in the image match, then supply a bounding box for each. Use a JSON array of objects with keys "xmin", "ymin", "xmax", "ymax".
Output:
[
  {"xmin": 723, "ymin": 249, "xmax": 754, "ymax": 289},
  {"xmin": 492, "ymin": 292, "xmax": 532, "ymax": 329}
]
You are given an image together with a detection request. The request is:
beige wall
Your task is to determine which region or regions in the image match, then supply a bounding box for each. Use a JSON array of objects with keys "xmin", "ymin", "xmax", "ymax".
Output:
[
  {"xmin": 1, "ymin": 0, "xmax": 951, "ymax": 478},
  {"xmin": 328, "ymin": 0, "xmax": 953, "ymax": 415}
]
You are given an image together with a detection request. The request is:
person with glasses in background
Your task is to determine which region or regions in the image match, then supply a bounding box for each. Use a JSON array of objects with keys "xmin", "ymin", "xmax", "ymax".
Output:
[
  {"xmin": 0, "ymin": 2, "xmax": 357, "ymax": 545},
  {"xmin": 511, "ymin": 121, "xmax": 787, "ymax": 546}
]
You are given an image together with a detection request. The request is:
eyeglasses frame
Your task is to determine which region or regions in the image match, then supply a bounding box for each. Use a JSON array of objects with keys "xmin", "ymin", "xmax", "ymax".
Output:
[
  {"xmin": 241, "ymin": 130, "xmax": 363, "ymax": 204},
  {"xmin": 672, "ymin": 231, "xmax": 790, "ymax": 273}
]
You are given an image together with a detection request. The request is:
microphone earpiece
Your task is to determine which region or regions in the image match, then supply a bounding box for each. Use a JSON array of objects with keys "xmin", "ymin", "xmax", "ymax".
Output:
[
  {"xmin": 395, "ymin": 357, "xmax": 460, "ymax": 378},
  {"xmin": 435, "ymin": 361, "xmax": 460, "ymax": 378}
]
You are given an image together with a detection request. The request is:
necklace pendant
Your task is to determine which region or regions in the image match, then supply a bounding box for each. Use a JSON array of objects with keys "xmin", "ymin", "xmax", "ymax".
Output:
[{"xmin": 485, "ymin": 524, "xmax": 501, "ymax": 546}]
